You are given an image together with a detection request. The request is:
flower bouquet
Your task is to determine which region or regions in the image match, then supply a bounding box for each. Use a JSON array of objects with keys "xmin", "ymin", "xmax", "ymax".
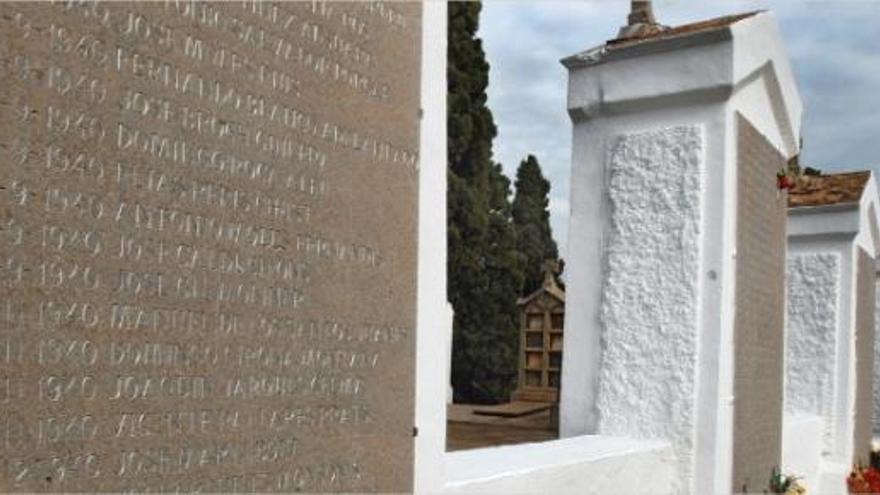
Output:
[
  {"xmin": 847, "ymin": 465, "xmax": 880, "ymax": 493},
  {"xmin": 770, "ymin": 467, "xmax": 805, "ymax": 494}
]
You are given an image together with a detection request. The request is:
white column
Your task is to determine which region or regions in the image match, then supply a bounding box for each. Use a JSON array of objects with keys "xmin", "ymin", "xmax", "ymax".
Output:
[{"xmin": 414, "ymin": 1, "xmax": 450, "ymax": 492}]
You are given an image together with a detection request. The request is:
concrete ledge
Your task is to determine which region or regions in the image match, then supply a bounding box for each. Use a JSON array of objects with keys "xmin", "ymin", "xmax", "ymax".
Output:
[
  {"xmin": 782, "ymin": 414, "xmax": 823, "ymax": 491},
  {"xmin": 783, "ymin": 414, "xmax": 852, "ymax": 494},
  {"xmin": 788, "ymin": 203, "xmax": 860, "ymax": 238},
  {"xmin": 815, "ymin": 460, "xmax": 849, "ymax": 495},
  {"xmin": 444, "ymin": 436, "xmax": 677, "ymax": 494}
]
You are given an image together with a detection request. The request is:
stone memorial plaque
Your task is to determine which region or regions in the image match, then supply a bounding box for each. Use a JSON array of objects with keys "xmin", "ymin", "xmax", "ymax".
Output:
[{"xmin": 0, "ymin": 1, "xmax": 420, "ymax": 492}]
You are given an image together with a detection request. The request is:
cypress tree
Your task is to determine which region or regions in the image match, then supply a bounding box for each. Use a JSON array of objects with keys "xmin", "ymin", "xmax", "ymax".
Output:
[
  {"xmin": 481, "ymin": 164, "xmax": 526, "ymax": 400},
  {"xmin": 448, "ymin": 2, "xmax": 524, "ymax": 402},
  {"xmin": 512, "ymin": 155, "xmax": 559, "ymax": 295}
]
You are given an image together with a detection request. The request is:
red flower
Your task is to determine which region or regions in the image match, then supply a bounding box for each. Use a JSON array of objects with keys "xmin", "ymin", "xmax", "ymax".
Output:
[
  {"xmin": 848, "ymin": 466, "xmax": 880, "ymax": 493},
  {"xmin": 864, "ymin": 467, "xmax": 880, "ymax": 492},
  {"xmin": 777, "ymin": 175, "xmax": 792, "ymax": 190}
]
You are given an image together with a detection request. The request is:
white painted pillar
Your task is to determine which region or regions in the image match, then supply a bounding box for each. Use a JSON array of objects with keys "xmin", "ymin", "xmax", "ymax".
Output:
[
  {"xmin": 561, "ymin": 11, "xmax": 801, "ymax": 494},
  {"xmin": 414, "ymin": 1, "xmax": 451, "ymax": 492},
  {"xmin": 782, "ymin": 175, "xmax": 880, "ymax": 492}
]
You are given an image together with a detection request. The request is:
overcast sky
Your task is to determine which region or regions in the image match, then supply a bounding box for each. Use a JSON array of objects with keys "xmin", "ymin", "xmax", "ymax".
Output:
[{"xmin": 478, "ymin": 0, "xmax": 880, "ymax": 259}]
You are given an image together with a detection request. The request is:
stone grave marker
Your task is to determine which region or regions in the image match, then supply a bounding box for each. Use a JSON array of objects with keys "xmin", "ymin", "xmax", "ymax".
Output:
[{"xmin": 0, "ymin": 2, "xmax": 421, "ymax": 492}]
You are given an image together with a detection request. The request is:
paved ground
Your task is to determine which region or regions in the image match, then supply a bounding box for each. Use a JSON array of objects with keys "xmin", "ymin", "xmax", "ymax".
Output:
[{"xmin": 446, "ymin": 403, "xmax": 559, "ymax": 452}]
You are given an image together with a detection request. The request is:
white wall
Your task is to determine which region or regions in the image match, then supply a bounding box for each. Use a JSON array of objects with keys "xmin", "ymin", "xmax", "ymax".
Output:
[
  {"xmin": 444, "ymin": 436, "xmax": 676, "ymax": 495},
  {"xmin": 855, "ymin": 179, "xmax": 880, "ymax": 255},
  {"xmin": 730, "ymin": 13, "xmax": 802, "ymax": 157},
  {"xmin": 781, "ymin": 414, "xmax": 823, "ymax": 491},
  {"xmin": 414, "ymin": 2, "xmax": 451, "ymax": 492},
  {"xmin": 563, "ymin": 96, "xmax": 734, "ymax": 495},
  {"xmin": 782, "ymin": 242, "xmax": 849, "ymax": 490},
  {"xmin": 784, "ymin": 251, "xmax": 840, "ymax": 421},
  {"xmin": 562, "ymin": 102, "xmax": 726, "ymax": 443},
  {"xmin": 782, "ymin": 187, "xmax": 880, "ymax": 491},
  {"xmin": 786, "ymin": 237, "xmax": 853, "ymax": 465},
  {"xmin": 597, "ymin": 124, "xmax": 704, "ymax": 491},
  {"xmin": 563, "ymin": 12, "xmax": 802, "ymax": 494},
  {"xmin": 782, "ymin": 196, "xmax": 880, "ymax": 477}
]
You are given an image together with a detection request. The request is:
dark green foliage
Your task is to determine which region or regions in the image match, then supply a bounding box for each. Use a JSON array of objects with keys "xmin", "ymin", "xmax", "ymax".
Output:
[
  {"xmin": 787, "ymin": 153, "xmax": 801, "ymax": 176},
  {"xmin": 512, "ymin": 155, "xmax": 559, "ymax": 295},
  {"xmin": 447, "ymin": 2, "xmax": 525, "ymax": 403},
  {"xmin": 481, "ymin": 164, "xmax": 526, "ymax": 399},
  {"xmin": 788, "ymin": 152, "xmax": 822, "ymax": 177},
  {"xmin": 448, "ymin": 2, "xmax": 495, "ymax": 181}
]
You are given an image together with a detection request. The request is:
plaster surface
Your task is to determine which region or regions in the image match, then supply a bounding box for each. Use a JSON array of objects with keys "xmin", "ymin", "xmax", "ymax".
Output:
[
  {"xmin": 563, "ymin": 11, "xmax": 803, "ymax": 495},
  {"xmin": 855, "ymin": 179, "xmax": 880, "ymax": 255},
  {"xmin": 781, "ymin": 414, "xmax": 823, "ymax": 491},
  {"xmin": 730, "ymin": 13, "xmax": 802, "ymax": 156},
  {"xmin": 785, "ymin": 179, "xmax": 880, "ymax": 470},
  {"xmin": 598, "ymin": 125, "xmax": 703, "ymax": 491},
  {"xmin": 444, "ymin": 436, "xmax": 676, "ymax": 495},
  {"xmin": 784, "ymin": 252, "xmax": 839, "ymax": 421}
]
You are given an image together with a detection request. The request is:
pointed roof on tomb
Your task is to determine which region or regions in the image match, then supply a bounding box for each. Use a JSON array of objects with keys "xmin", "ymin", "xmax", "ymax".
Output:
[
  {"xmin": 608, "ymin": 11, "xmax": 760, "ymax": 48},
  {"xmin": 788, "ymin": 171, "xmax": 872, "ymax": 208},
  {"xmin": 787, "ymin": 171, "xmax": 880, "ymax": 255},
  {"xmin": 517, "ymin": 261, "xmax": 565, "ymax": 306},
  {"xmin": 561, "ymin": 9, "xmax": 761, "ymax": 68},
  {"xmin": 560, "ymin": 2, "xmax": 804, "ymax": 161}
]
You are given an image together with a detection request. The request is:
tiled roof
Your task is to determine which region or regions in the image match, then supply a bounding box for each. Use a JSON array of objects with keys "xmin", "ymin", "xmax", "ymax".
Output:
[
  {"xmin": 607, "ymin": 11, "xmax": 761, "ymax": 48},
  {"xmin": 788, "ymin": 171, "xmax": 871, "ymax": 208}
]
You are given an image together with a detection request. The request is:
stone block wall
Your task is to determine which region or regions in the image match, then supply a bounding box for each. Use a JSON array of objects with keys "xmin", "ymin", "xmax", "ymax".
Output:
[
  {"xmin": 732, "ymin": 115, "xmax": 788, "ymax": 492},
  {"xmin": 875, "ymin": 272, "xmax": 880, "ymax": 435},
  {"xmin": 854, "ymin": 248, "xmax": 875, "ymax": 463}
]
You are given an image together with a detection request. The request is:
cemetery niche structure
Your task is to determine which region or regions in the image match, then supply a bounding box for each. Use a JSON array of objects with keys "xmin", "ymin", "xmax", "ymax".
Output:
[
  {"xmin": 438, "ymin": 4, "xmax": 880, "ymax": 495},
  {"xmin": 561, "ymin": 6, "xmax": 802, "ymax": 494},
  {"xmin": 513, "ymin": 264, "xmax": 565, "ymax": 404},
  {"xmin": 782, "ymin": 171, "xmax": 880, "ymax": 492},
  {"xmin": 5, "ymin": 1, "xmax": 878, "ymax": 494}
]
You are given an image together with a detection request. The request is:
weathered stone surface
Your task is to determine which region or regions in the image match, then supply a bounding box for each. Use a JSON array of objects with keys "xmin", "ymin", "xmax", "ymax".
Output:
[
  {"xmin": 0, "ymin": 2, "xmax": 420, "ymax": 492},
  {"xmin": 874, "ymin": 270, "xmax": 880, "ymax": 436},
  {"xmin": 854, "ymin": 248, "xmax": 875, "ymax": 464},
  {"xmin": 732, "ymin": 114, "xmax": 788, "ymax": 492}
]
